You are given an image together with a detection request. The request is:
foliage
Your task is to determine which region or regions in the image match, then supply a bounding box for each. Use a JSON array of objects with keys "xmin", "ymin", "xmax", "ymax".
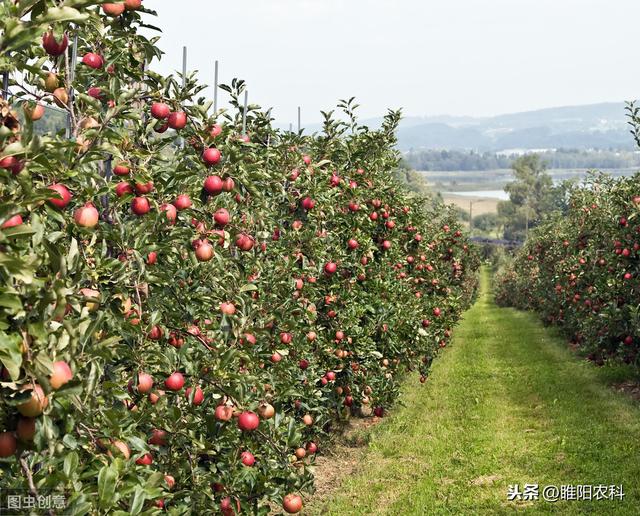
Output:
[
  {"xmin": 0, "ymin": 1, "xmax": 479, "ymax": 514},
  {"xmin": 495, "ymin": 172, "xmax": 640, "ymax": 366},
  {"xmin": 498, "ymin": 155, "xmax": 569, "ymax": 241},
  {"xmin": 393, "ymin": 160, "xmax": 432, "ymax": 197},
  {"xmin": 471, "ymin": 213, "xmax": 499, "ymax": 233}
]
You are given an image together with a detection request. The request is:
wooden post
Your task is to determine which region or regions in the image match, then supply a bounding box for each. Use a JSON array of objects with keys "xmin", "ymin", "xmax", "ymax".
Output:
[
  {"xmin": 182, "ymin": 46, "xmax": 187, "ymax": 87},
  {"xmin": 101, "ymin": 157, "xmax": 112, "ymax": 213},
  {"xmin": 66, "ymin": 33, "xmax": 78, "ymax": 138},
  {"xmin": 213, "ymin": 60, "xmax": 219, "ymax": 114},
  {"xmin": 469, "ymin": 201, "xmax": 473, "ymax": 231},
  {"xmin": 242, "ymin": 90, "xmax": 248, "ymax": 136},
  {"xmin": 297, "ymin": 106, "xmax": 301, "ymax": 134},
  {"xmin": 1, "ymin": 73, "xmax": 8, "ymax": 100},
  {"xmin": 178, "ymin": 46, "xmax": 187, "ymax": 148},
  {"xmin": 140, "ymin": 58, "xmax": 148, "ymax": 125}
]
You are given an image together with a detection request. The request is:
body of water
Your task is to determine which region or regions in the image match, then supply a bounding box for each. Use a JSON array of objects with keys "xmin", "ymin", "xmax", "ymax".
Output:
[{"xmin": 442, "ymin": 190, "xmax": 510, "ymax": 201}]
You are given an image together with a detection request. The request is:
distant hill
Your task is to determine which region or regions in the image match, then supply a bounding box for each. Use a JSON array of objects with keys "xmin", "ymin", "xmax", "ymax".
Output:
[
  {"xmin": 288, "ymin": 102, "xmax": 635, "ymax": 152},
  {"xmin": 395, "ymin": 102, "xmax": 633, "ymax": 152}
]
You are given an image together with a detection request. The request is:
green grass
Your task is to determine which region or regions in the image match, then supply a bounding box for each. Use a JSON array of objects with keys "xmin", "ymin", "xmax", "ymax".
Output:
[{"xmin": 311, "ymin": 267, "xmax": 640, "ymax": 515}]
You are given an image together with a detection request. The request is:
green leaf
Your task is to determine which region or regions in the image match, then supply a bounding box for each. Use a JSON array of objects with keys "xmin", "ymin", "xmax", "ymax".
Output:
[
  {"xmin": 0, "ymin": 293, "xmax": 22, "ymax": 310},
  {"xmin": 129, "ymin": 487, "xmax": 145, "ymax": 515},
  {"xmin": 98, "ymin": 464, "xmax": 118, "ymax": 508},
  {"xmin": 0, "ymin": 332, "xmax": 23, "ymax": 380},
  {"xmin": 1, "ymin": 225, "xmax": 36, "ymax": 239},
  {"xmin": 63, "ymin": 433, "xmax": 78, "ymax": 450},
  {"xmin": 38, "ymin": 6, "xmax": 89, "ymax": 24},
  {"xmin": 63, "ymin": 451, "xmax": 79, "ymax": 478},
  {"xmin": 67, "ymin": 237, "xmax": 79, "ymax": 271}
]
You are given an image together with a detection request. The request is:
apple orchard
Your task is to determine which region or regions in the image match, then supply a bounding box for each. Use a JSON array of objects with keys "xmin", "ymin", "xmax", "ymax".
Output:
[
  {"xmin": 0, "ymin": 1, "xmax": 479, "ymax": 513},
  {"xmin": 496, "ymin": 171, "xmax": 640, "ymax": 367}
]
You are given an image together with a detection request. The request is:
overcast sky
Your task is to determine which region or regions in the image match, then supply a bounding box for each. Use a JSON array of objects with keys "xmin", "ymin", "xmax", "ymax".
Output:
[{"xmin": 148, "ymin": 0, "xmax": 640, "ymax": 124}]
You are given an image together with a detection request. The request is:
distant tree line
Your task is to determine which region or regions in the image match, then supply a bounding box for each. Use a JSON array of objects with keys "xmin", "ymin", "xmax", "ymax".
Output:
[{"xmin": 405, "ymin": 148, "xmax": 640, "ymax": 171}]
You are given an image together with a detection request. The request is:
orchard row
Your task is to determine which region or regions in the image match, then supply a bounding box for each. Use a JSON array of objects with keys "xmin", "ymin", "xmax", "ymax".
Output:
[
  {"xmin": 496, "ymin": 173, "xmax": 640, "ymax": 366},
  {"xmin": 0, "ymin": 1, "xmax": 479, "ymax": 514}
]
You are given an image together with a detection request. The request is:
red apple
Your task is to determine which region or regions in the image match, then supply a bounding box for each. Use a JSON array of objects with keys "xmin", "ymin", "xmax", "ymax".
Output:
[
  {"xmin": 134, "ymin": 181, "xmax": 153, "ymax": 194},
  {"xmin": 49, "ymin": 361, "xmax": 73, "ymax": 390},
  {"xmin": 220, "ymin": 302, "xmax": 236, "ymax": 315},
  {"xmin": 222, "ymin": 177, "xmax": 235, "ymax": 192},
  {"xmin": 74, "ymin": 203, "xmax": 99, "ymax": 228},
  {"xmin": 195, "ymin": 241, "xmax": 214, "ymax": 262},
  {"xmin": 82, "ymin": 53, "xmax": 104, "ymax": 69},
  {"xmin": 47, "ymin": 184, "xmax": 72, "ymax": 209},
  {"xmin": 283, "ymin": 494, "xmax": 303, "ymax": 514},
  {"xmin": 164, "ymin": 372, "xmax": 185, "ymax": 391},
  {"xmin": 1, "ymin": 215, "xmax": 23, "ymax": 229},
  {"xmin": 17, "ymin": 385, "xmax": 48, "ymax": 417},
  {"xmin": 113, "ymin": 163, "xmax": 130, "ymax": 176},
  {"xmin": 237, "ymin": 411, "xmax": 259, "ymax": 431},
  {"xmin": 168, "ymin": 111, "xmax": 187, "ymax": 130},
  {"xmin": 0, "ymin": 156, "xmax": 18, "ymax": 169},
  {"xmin": 147, "ymin": 325, "xmax": 163, "ymax": 340},
  {"xmin": 148, "ymin": 428, "xmax": 167, "ymax": 446},
  {"xmin": 136, "ymin": 372, "xmax": 154, "ymax": 393},
  {"xmin": 236, "ymin": 234, "xmax": 254, "ymax": 251},
  {"xmin": 102, "ymin": 3, "xmax": 126, "ymax": 16},
  {"xmin": 136, "ymin": 453, "xmax": 153, "ymax": 466},
  {"xmin": 151, "ymin": 102, "xmax": 170, "ymax": 119},
  {"xmin": 42, "ymin": 31, "xmax": 68, "ymax": 56},
  {"xmin": 271, "ymin": 352, "xmax": 282, "ymax": 363},
  {"xmin": 16, "ymin": 417, "xmax": 36, "ymax": 442},
  {"xmin": 214, "ymin": 208, "xmax": 230, "ymax": 227},
  {"xmin": 173, "ymin": 194, "xmax": 191, "ymax": 211},
  {"xmin": 87, "ymin": 86, "xmax": 104, "ymax": 100},
  {"xmin": 204, "ymin": 175, "xmax": 223, "ymax": 195},
  {"xmin": 241, "ymin": 451, "xmax": 255, "ymax": 467},
  {"xmin": 203, "ymin": 148, "xmax": 222, "ymax": 166},
  {"xmin": 301, "ymin": 197, "xmax": 315, "ymax": 210},
  {"xmin": 23, "ymin": 102, "xmax": 45, "ymax": 121},
  {"xmin": 324, "ymin": 262, "xmax": 337, "ymax": 275},
  {"xmin": 280, "ymin": 332, "xmax": 292, "ymax": 344},
  {"xmin": 160, "ymin": 203, "xmax": 177, "ymax": 223},
  {"xmin": 0, "ymin": 432, "xmax": 17, "ymax": 458},
  {"xmin": 215, "ymin": 405, "xmax": 234, "ymax": 421},
  {"xmin": 185, "ymin": 386, "xmax": 204, "ymax": 405},
  {"xmin": 131, "ymin": 197, "xmax": 150, "ymax": 216}
]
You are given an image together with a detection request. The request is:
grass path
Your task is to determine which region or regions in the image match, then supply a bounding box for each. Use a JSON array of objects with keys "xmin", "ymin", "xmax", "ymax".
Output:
[{"xmin": 311, "ymin": 267, "xmax": 640, "ymax": 515}]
